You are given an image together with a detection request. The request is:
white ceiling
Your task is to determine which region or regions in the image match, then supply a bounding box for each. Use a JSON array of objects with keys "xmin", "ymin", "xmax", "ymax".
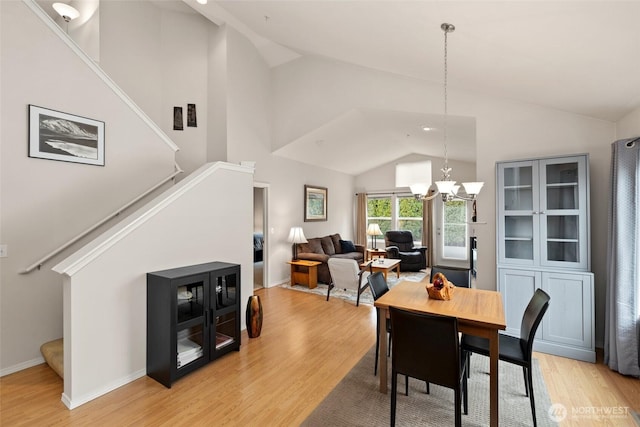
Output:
[
  {"xmin": 207, "ymin": 0, "xmax": 640, "ymax": 122},
  {"xmin": 156, "ymin": 1, "xmax": 640, "ymax": 174}
]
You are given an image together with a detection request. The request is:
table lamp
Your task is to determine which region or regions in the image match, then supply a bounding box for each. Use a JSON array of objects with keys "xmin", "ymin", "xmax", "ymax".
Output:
[
  {"xmin": 287, "ymin": 227, "xmax": 307, "ymax": 260},
  {"xmin": 367, "ymin": 223, "xmax": 383, "ymax": 250}
]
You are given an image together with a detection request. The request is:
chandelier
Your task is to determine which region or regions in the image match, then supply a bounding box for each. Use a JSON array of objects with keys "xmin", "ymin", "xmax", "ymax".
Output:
[{"xmin": 411, "ymin": 23, "xmax": 484, "ymax": 202}]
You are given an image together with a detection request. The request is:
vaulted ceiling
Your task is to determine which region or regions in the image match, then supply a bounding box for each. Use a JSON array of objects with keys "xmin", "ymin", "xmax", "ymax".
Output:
[{"xmin": 184, "ymin": 1, "xmax": 639, "ymax": 175}]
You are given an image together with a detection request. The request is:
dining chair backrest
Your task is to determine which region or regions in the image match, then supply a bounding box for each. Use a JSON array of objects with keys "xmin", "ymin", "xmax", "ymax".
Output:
[
  {"xmin": 429, "ymin": 266, "xmax": 471, "ymax": 288},
  {"xmin": 389, "ymin": 307, "xmax": 461, "ymax": 390},
  {"xmin": 367, "ymin": 272, "xmax": 389, "ymax": 301},
  {"xmin": 520, "ymin": 288, "xmax": 551, "ymax": 359},
  {"xmin": 328, "ymin": 258, "xmax": 367, "ymax": 291}
]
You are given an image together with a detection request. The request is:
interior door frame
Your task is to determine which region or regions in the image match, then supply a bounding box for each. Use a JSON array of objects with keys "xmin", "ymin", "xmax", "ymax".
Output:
[{"xmin": 254, "ymin": 182, "xmax": 270, "ymax": 288}]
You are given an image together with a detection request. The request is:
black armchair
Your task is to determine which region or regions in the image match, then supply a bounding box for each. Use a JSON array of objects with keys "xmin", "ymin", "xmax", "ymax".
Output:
[{"xmin": 384, "ymin": 231, "xmax": 427, "ymax": 271}]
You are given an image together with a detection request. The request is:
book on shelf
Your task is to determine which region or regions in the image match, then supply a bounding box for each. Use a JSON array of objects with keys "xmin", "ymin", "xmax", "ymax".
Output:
[
  {"xmin": 215, "ymin": 333, "xmax": 233, "ymax": 348},
  {"xmin": 177, "ymin": 338, "xmax": 203, "ymax": 367}
]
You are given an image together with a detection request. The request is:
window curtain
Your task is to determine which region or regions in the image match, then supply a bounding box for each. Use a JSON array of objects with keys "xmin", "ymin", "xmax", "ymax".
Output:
[
  {"xmin": 355, "ymin": 193, "xmax": 367, "ymax": 246},
  {"xmin": 605, "ymin": 136, "xmax": 640, "ymax": 376},
  {"xmin": 422, "ymin": 191, "xmax": 434, "ymax": 267}
]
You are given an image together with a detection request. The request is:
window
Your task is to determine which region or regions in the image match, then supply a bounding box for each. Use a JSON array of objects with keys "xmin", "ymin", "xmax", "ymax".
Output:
[
  {"xmin": 367, "ymin": 194, "xmax": 423, "ymax": 246},
  {"xmin": 442, "ymin": 200, "xmax": 467, "ymax": 260},
  {"xmin": 397, "ymin": 196, "xmax": 423, "ymax": 238},
  {"xmin": 367, "ymin": 196, "xmax": 391, "ymax": 237}
]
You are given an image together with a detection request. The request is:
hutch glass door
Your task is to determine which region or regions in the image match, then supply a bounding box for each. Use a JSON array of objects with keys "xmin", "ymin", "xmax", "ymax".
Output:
[{"xmin": 499, "ymin": 161, "xmax": 539, "ymax": 265}]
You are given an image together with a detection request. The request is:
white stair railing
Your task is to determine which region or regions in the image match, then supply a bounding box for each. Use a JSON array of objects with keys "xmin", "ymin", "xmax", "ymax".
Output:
[{"xmin": 21, "ymin": 164, "xmax": 183, "ymax": 274}]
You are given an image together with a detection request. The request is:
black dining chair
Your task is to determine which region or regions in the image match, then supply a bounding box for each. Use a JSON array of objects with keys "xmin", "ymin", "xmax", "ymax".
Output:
[
  {"xmin": 389, "ymin": 307, "xmax": 468, "ymax": 427},
  {"xmin": 461, "ymin": 288, "xmax": 550, "ymax": 427},
  {"xmin": 367, "ymin": 272, "xmax": 391, "ymax": 376},
  {"xmin": 429, "ymin": 266, "xmax": 472, "ymax": 288}
]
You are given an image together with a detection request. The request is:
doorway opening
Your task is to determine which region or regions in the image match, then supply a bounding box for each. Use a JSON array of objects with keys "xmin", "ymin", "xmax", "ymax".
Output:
[{"xmin": 253, "ymin": 184, "xmax": 269, "ymax": 290}]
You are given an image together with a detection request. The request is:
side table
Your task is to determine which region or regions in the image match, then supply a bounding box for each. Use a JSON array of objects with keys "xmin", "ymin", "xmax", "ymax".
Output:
[
  {"xmin": 366, "ymin": 248, "xmax": 386, "ymax": 262},
  {"xmin": 287, "ymin": 260, "xmax": 322, "ymax": 289}
]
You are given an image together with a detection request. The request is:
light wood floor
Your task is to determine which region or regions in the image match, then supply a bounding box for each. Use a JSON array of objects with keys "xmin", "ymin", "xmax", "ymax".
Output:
[{"xmin": 1, "ymin": 286, "xmax": 638, "ymax": 426}]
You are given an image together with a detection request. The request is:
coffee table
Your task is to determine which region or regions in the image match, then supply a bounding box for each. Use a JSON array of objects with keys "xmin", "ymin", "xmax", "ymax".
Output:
[{"xmin": 361, "ymin": 258, "xmax": 401, "ymax": 281}]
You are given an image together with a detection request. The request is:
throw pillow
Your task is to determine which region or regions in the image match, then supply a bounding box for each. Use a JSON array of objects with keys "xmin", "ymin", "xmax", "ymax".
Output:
[{"xmin": 340, "ymin": 239, "xmax": 356, "ymax": 253}]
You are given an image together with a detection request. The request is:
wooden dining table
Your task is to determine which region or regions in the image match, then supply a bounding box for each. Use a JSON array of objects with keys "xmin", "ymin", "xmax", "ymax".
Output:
[{"xmin": 374, "ymin": 280, "xmax": 506, "ymax": 427}]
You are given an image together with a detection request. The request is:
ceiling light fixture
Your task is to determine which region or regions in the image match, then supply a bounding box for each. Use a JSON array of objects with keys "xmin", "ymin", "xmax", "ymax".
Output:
[
  {"xmin": 52, "ymin": 2, "xmax": 80, "ymax": 23},
  {"xmin": 196, "ymin": 0, "xmax": 208, "ymax": 4},
  {"xmin": 411, "ymin": 23, "xmax": 484, "ymax": 203}
]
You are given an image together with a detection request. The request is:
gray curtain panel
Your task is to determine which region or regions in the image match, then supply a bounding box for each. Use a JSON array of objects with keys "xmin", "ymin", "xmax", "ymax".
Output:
[{"xmin": 605, "ymin": 136, "xmax": 640, "ymax": 376}]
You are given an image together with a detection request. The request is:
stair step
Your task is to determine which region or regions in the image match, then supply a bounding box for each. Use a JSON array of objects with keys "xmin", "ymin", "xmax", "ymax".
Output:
[{"xmin": 40, "ymin": 339, "xmax": 63, "ymax": 378}]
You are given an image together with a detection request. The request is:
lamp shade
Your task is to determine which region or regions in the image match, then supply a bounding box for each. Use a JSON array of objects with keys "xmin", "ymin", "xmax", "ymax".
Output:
[
  {"xmin": 52, "ymin": 3, "xmax": 80, "ymax": 21},
  {"xmin": 287, "ymin": 227, "xmax": 307, "ymax": 244},
  {"xmin": 410, "ymin": 183, "xmax": 430, "ymax": 197},
  {"xmin": 462, "ymin": 182, "xmax": 484, "ymax": 196},
  {"xmin": 435, "ymin": 180, "xmax": 457, "ymax": 196},
  {"xmin": 367, "ymin": 223, "xmax": 383, "ymax": 236}
]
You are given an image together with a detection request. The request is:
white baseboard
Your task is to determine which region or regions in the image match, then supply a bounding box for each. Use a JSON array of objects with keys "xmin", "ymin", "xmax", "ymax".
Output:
[
  {"xmin": 62, "ymin": 368, "xmax": 146, "ymax": 409},
  {"xmin": 0, "ymin": 356, "xmax": 45, "ymax": 377}
]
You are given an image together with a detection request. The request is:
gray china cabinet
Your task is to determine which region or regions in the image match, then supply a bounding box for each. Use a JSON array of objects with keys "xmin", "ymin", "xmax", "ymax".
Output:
[{"xmin": 496, "ymin": 154, "xmax": 595, "ymax": 362}]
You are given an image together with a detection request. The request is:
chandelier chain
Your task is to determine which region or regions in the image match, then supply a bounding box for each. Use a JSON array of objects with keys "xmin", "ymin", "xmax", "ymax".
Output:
[{"xmin": 443, "ymin": 26, "xmax": 449, "ymax": 177}]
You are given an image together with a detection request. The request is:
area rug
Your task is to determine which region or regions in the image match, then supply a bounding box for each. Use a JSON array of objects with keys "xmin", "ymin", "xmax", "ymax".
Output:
[
  {"xmin": 280, "ymin": 271, "xmax": 428, "ymax": 305},
  {"xmin": 302, "ymin": 345, "xmax": 557, "ymax": 427}
]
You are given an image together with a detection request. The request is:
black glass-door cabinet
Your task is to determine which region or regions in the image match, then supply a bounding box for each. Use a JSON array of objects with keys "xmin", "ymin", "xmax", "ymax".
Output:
[{"xmin": 147, "ymin": 261, "xmax": 240, "ymax": 387}]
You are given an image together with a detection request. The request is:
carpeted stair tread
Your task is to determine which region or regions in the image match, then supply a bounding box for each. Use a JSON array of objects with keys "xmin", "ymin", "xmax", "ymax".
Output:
[{"xmin": 40, "ymin": 338, "xmax": 63, "ymax": 378}]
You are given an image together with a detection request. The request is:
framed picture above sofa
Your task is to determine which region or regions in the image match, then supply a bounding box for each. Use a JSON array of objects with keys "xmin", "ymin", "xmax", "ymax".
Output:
[{"xmin": 304, "ymin": 185, "xmax": 327, "ymax": 222}]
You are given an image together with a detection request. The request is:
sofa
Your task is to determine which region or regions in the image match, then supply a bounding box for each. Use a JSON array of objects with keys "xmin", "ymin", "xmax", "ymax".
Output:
[
  {"xmin": 296, "ymin": 233, "xmax": 365, "ymax": 284},
  {"xmin": 384, "ymin": 230, "xmax": 427, "ymax": 271}
]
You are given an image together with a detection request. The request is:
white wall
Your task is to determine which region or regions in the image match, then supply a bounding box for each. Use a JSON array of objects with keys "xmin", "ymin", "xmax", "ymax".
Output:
[
  {"xmin": 617, "ymin": 106, "xmax": 640, "ymax": 139},
  {"xmin": 53, "ymin": 163, "xmax": 253, "ymax": 408},
  {"xmin": 99, "ymin": 1, "xmax": 210, "ymax": 176},
  {"xmin": 0, "ymin": 1, "xmax": 177, "ymax": 375},
  {"xmin": 271, "ymin": 55, "xmax": 615, "ymax": 346}
]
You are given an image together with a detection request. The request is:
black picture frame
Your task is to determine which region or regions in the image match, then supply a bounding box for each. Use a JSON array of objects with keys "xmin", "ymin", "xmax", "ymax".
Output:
[
  {"xmin": 28, "ymin": 105, "xmax": 105, "ymax": 166},
  {"xmin": 304, "ymin": 185, "xmax": 328, "ymax": 222},
  {"xmin": 187, "ymin": 103, "xmax": 197, "ymax": 127},
  {"xmin": 173, "ymin": 106, "xmax": 183, "ymax": 131}
]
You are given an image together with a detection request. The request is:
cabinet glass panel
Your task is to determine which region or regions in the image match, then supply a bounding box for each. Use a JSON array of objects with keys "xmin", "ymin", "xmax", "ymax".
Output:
[
  {"xmin": 215, "ymin": 274, "xmax": 237, "ymax": 309},
  {"xmin": 547, "ymin": 215, "xmax": 578, "ymax": 240},
  {"xmin": 546, "ymin": 163, "xmax": 579, "ymax": 210},
  {"xmin": 176, "ymin": 281, "xmax": 204, "ymax": 324},
  {"xmin": 505, "ymin": 216, "xmax": 533, "ymax": 239},
  {"xmin": 176, "ymin": 325, "xmax": 204, "ymax": 369},
  {"xmin": 503, "ymin": 166, "xmax": 533, "ymax": 211},
  {"xmin": 547, "ymin": 215, "xmax": 579, "ymax": 262},
  {"xmin": 505, "ymin": 240, "xmax": 534, "ymax": 260},
  {"xmin": 215, "ymin": 311, "xmax": 236, "ymax": 350},
  {"xmin": 547, "ymin": 241, "xmax": 578, "ymax": 263}
]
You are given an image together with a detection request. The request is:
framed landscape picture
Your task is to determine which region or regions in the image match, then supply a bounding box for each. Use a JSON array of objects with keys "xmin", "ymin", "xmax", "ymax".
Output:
[
  {"xmin": 304, "ymin": 185, "xmax": 327, "ymax": 222},
  {"xmin": 29, "ymin": 105, "xmax": 105, "ymax": 166}
]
